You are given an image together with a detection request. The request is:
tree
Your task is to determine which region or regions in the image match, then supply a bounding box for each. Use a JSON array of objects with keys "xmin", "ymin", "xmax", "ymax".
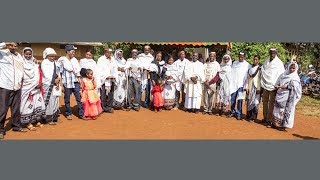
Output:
[{"xmin": 230, "ymin": 42, "xmax": 289, "ymax": 64}]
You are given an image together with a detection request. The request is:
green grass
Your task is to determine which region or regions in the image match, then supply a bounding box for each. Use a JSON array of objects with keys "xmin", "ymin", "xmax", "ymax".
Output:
[{"xmin": 296, "ymin": 95, "xmax": 320, "ymax": 117}]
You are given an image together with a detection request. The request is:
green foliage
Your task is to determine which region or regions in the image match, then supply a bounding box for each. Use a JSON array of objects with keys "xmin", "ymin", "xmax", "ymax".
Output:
[
  {"xmin": 93, "ymin": 42, "xmax": 133, "ymax": 61},
  {"xmin": 231, "ymin": 42, "xmax": 289, "ymax": 64}
]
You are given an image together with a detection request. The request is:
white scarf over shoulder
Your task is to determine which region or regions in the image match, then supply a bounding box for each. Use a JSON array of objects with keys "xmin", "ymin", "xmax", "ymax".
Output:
[
  {"xmin": 230, "ymin": 60, "xmax": 250, "ymax": 94},
  {"xmin": 261, "ymin": 55, "xmax": 285, "ymax": 91}
]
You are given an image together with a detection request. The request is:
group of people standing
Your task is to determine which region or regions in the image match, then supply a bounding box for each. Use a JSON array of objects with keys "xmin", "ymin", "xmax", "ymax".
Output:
[{"xmin": 0, "ymin": 42, "xmax": 302, "ymax": 139}]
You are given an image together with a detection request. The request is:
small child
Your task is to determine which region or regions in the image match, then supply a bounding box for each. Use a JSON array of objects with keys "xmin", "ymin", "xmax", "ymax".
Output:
[
  {"xmin": 151, "ymin": 79, "xmax": 165, "ymax": 112},
  {"xmin": 80, "ymin": 69, "xmax": 103, "ymax": 120}
]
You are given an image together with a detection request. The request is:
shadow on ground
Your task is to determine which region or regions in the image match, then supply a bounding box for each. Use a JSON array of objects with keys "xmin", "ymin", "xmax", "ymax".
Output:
[{"xmin": 292, "ymin": 134, "xmax": 319, "ymax": 140}]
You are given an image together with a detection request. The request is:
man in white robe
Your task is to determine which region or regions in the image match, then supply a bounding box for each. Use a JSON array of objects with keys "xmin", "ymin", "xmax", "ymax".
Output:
[
  {"xmin": 125, "ymin": 49, "xmax": 143, "ymax": 111},
  {"xmin": 203, "ymin": 52, "xmax": 221, "ymax": 115},
  {"xmin": 173, "ymin": 50, "xmax": 189, "ymax": 109},
  {"xmin": 97, "ymin": 48, "xmax": 118, "ymax": 113},
  {"xmin": 261, "ymin": 48, "xmax": 285, "ymax": 125},
  {"xmin": 138, "ymin": 45, "xmax": 154, "ymax": 108},
  {"xmin": 228, "ymin": 52, "xmax": 251, "ymax": 120},
  {"xmin": 0, "ymin": 42, "xmax": 26, "ymax": 138},
  {"xmin": 183, "ymin": 53, "xmax": 205, "ymax": 113}
]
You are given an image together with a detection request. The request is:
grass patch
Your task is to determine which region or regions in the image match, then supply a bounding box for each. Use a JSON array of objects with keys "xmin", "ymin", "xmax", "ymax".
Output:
[{"xmin": 296, "ymin": 95, "xmax": 320, "ymax": 117}]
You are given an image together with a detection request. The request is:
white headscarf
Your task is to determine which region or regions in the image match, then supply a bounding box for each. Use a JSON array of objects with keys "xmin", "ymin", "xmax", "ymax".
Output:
[
  {"xmin": 22, "ymin": 47, "xmax": 36, "ymax": 79},
  {"xmin": 43, "ymin": 47, "xmax": 57, "ymax": 59},
  {"xmin": 219, "ymin": 54, "xmax": 233, "ymax": 81},
  {"xmin": 114, "ymin": 49, "xmax": 126, "ymax": 67},
  {"xmin": 220, "ymin": 54, "xmax": 232, "ymax": 67}
]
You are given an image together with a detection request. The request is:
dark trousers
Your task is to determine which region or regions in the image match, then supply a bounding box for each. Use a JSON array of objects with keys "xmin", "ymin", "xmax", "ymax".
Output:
[
  {"xmin": 175, "ymin": 83, "xmax": 185, "ymax": 108},
  {"xmin": 262, "ymin": 88, "xmax": 276, "ymax": 122},
  {"xmin": 144, "ymin": 79, "xmax": 151, "ymax": 107},
  {"xmin": 64, "ymin": 82, "xmax": 84, "ymax": 117},
  {"xmin": 128, "ymin": 77, "xmax": 141, "ymax": 109},
  {"xmin": 100, "ymin": 82, "xmax": 115, "ymax": 112},
  {"xmin": 0, "ymin": 88, "xmax": 22, "ymax": 134},
  {"xmin": 230, "ymin": 87, "xmax": 244, "ymax": 118},
  {"xmin": 138, "ymin": 84, "xmax": 142, "ymax": 107},
  {"xmin": 247, "ymin": 107, "xmax": 258, "ymax": 120}
]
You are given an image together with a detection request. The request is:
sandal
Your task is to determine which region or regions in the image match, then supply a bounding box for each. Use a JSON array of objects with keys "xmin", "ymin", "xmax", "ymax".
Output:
[
  {"xmin": 35, "ymin": 122, "xmax": 44, "ymax": 128},
  {"xmin": 92, "ymin": 116, "xmax": 97, "ymax": 120},
  {"xmin": 27, "ymin": 124, "xmax": 37, "ymax": 131},
  {"xmin": 82, "ymin": 117, "xmax": 90, "ymax": 121},
  {"xmin": 48, "ymin": 122, "xmax": 57, "ymax": 125},
  {"xmin": 13, "ymin": 128, "xmax": 28, "ymax": 132}
]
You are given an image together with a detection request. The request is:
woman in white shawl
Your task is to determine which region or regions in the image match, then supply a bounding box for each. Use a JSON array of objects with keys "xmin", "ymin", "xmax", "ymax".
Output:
[
  {"xmin": 41, "ymin": 48, "xmax": 61, "ymax": 125},
  {"xmin": 163, "ymin": 55, "xmax": 179, "ymax": 110},
  {"xmin": 20, "ymin": 47, "xmax": 46, "ymax": 131},
  {"xmin": 271, "ymin": 62, "xmax": 302, "ymax": 131},
  {"xmin": 215, "ymin": 54, "xmax": 232, "ymax": 116},
  {"xmin": 244, "ymin": 55, "xmax": 262, "ymax": 122},
  {"xmin": 113, "ymin": 49, "xmax": 128, "ymax": 110}
]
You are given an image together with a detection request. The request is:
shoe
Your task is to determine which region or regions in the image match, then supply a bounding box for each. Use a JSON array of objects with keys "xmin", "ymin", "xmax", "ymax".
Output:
[
  {"xmin": 133, "ymin": 107, "xmax": 140, "ymax": 112},
  {"xmin": 277, "ymin": 127, "xmax": 287, "ymax": 131},
  {"xmin": 227, "ymin": 114, "xmax": 234, "ymax": 118},
  {"xmin": 105, "ymin": 109, "xmax": 114, "ymax": 113},
  {"xmin": 67, "ymin": 115, "xmax": 72, "ymax": 120},
  {"xmin": 208, "ymin": 112, "xmax": 213, "ymax": 115},
  {"xmin": 81, "ymin": 117, "xmax": 90, "ymax": 121},
  {"xmin": 0, "ymin": 133, "xmax": 4, "ymax": 139},
  {"xmin": 92, "ymin": 116, "xmax": 97, "ymax": 120},
  {"xmin": 266, "ymin": 122, "xmax": 273, "ymax": 128},
  {"xmin": 13, "ymin": 128, "xmax": 28, "ymax": 133},
  {"xmin": 236, "ymin": 116, "xmax": 241, "ymax": 120},
  {"xmin": 202, "ymin": 112, "xmax": 207, "ymax": 115},
  {"xmin": 48, "ymin": 122, "xmax": 57, "ymax": 125}
]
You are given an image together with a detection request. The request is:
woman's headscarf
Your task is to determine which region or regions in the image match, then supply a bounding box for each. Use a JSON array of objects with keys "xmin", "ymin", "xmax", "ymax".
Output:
[
  {"xmin": 277, "ymin": 62, "xmax": 301, "ymax": 100},
  {"xmin": 220, "ymin": 54, "xmax": 232, "ymax": 67},
  {"xmin": 43, "ymin": 47, "xmax": 57, "ymax": 59},
  {"xmin": 22, "ymin": 47, "xmax": 37, "ymax": 79},
  {"xmin": 114, "ymin": 49, "xmax": 126, "ymax": 66}
]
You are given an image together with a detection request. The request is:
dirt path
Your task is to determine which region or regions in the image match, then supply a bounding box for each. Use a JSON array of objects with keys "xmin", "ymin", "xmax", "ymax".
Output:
[{"xmin": 4, "ymin": 97, "xmax": 320, "ymax": 140}]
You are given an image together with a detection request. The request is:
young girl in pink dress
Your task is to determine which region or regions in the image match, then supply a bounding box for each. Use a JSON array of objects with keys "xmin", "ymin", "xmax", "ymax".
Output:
[{"xmin": 80, "ymin": 69, "xmax": 102, "ymax": 120}]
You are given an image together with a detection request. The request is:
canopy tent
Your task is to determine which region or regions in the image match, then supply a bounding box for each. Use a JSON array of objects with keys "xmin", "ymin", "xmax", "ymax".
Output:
[
  {"xmin": 114, "ymin": 42, "xmax": 232, "ymax": 48},
  {"xmin": 113, "ymin": 42, "xmax": 231, "ymax": 63}
]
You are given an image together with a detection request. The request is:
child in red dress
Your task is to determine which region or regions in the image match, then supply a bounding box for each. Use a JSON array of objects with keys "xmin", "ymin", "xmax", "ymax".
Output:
[
  {"xmin": 151, "ymin": 79, "xmax": 164, "ymax": 112},
  {"xmin": 80, "ymin": 69, "xmax": 102, "ymax": 120}
]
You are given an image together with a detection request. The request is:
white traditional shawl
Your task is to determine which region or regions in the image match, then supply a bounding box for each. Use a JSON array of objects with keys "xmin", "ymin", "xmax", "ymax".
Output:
[
  {"xmin": 97, "ymin": 55, "xmax": 118, "ymax": 94},
  {"xmin": 230, "ymin": 60, "xmax": 250, "ymax": 94},
  {"xmin": 138, "ymin": 53, "xmax": 154, "ymax": 90},
  {"xmin": 261, "ymin": 55, "xmax": 285, "ymax": 91},
  {"xmin": 79, "ymin": 58, "xmax": 100, "ymax": 88}
]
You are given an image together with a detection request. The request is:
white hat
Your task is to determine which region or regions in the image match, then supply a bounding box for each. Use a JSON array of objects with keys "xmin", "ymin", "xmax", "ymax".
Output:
[
  {"xmin": 43, "ymin": 47, "xmax": 57, "ymax": 59},
  {"xmin": 270, "ymin": 48, "xmax": 278, "ymax": 52}
]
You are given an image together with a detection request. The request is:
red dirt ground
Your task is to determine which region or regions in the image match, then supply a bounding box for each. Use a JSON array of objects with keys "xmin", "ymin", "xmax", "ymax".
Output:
[{"xmin": 3, "ymin": 96, "xmax": 320, "ymax": 140}]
